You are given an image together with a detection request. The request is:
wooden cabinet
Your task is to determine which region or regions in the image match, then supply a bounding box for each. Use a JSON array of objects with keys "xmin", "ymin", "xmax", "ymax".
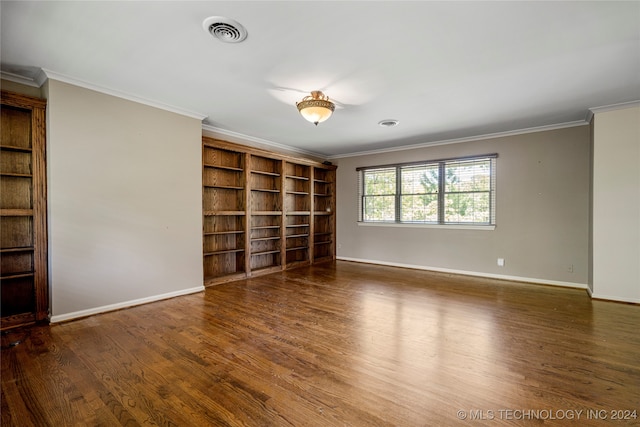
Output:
[
  {"xmin": 1, "ymin": 91, "xmax": 48, "ymax": 330},
  {"xmin": 203, "ymin": 138, "xmax": 336, "ymax": 286}
]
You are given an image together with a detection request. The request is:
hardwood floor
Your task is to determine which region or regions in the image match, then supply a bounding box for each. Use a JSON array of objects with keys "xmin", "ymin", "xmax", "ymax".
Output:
[{"xmin": 2, "ymin": 261, "xmax": 639, "ymax": 426}]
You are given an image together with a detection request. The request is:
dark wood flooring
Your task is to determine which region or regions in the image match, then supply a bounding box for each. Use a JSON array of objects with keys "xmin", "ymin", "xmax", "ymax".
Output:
[{"xmin": 2, "ymin": 261, "xmax": 639, "ymax": 426}]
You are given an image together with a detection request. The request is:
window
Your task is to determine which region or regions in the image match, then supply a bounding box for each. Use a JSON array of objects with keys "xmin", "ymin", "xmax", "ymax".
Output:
[
  {"xmin": 358, "ymin": 155, "xmax": 496, "ymax": 225},
  {"xmin": 361, "ymin": 167, "xmax": 396, "ymax": 222}
]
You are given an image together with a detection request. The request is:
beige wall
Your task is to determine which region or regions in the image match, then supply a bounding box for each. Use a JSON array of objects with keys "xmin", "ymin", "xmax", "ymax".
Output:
[
  {"xmin": 44, "ymin": 79, "xmax": 204, "ymax": 321},
  {"xmin": 335, "ymin": 126, "xmax": 591, "ymax": 287},
  {"xmin": 592, "ymin": 105, "xmax": 640, "ymax": 303},
  {"xmin": 1, "ymin": 79, "xmax": 43, "ymax": 98}
]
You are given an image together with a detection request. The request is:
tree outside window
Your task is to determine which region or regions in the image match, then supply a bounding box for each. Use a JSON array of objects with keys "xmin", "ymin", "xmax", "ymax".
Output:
[{"xmin": 359, "ymin": 155, "xmax": 496, "ymax": 225}]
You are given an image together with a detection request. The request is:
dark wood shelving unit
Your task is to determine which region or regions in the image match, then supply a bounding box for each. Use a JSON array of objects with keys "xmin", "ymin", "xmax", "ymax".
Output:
[
  {"xmin": 249, "ymin": 155, "xmax": 283, "ymax": 273},
  {"xmin": 202, "ymin": 138, "xmax": 336, "ymax": 285},
  {"xmin": 202, "ymin": 145, "xmax": 247, "ymax": 284},
  {"xmin": 1, "ymin": 91, "xmax": 48, "ymax": 330},
  {"xmin": 284, "ymin": 162, "xmax": 312, "ymax": 268},
  {"xmin": 312, "ymin": 167, "xmax": 336, "ymax": 263}
]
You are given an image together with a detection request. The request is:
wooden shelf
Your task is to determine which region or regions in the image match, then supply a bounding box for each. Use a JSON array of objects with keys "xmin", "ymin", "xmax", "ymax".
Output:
[
  {"xmin": 1, "ymin": 312, "xmax": 36, "ymax": 330},
  {"xmin": 250, "ymin": 265, "xmax": 282, "ymax": 276},
  {"xmin": 204, "ymin": 211, "xmax": 245, "ymax": 216},
  {"xmin": 287, "ymin": 234, "xmax": 309, "ymax": 238},
  {"xmin": 0, "ymin": 209, "xmax": 33, "ymax": 217},
  {"xmin": 251, "ymin": 249, "xmax": 281, "ymax": 256},
  {"xmin": 252, "ymin": 211, "xmax": 283, "ymax": 216},
  {"xmin": 203, "ymin": 184, "xmax": 244, "ymax": 190},
  {"xmin": 0, "ymin": 173, "xmax": 32, "ymax": 178},
  {"xmin": 286, "ymin": 246, "xmax": 308, "ymax": 251},
  {"xmin": 287, "ymin": 191, "xmax": 309, "ymax": 195},
  {"xmin": 314, "ymin": 240, "xmax": 332, "ymax": 245},
  {"xmin": 287, "ymin": 211, "xmax": 310, "ymax": 215},
  {"xmin": 252, "ymin": 170, "xmax": 280, "ymax": 177},
  {"xmin": 0, "ymin": 144, "xmax": 32, "ymax": 153},
  {"xmin": 251, "ymin": 188, "xmax": 280, "ymax": 193},
  {"xmin": 285, "ymin": 175, "xmax": 309, "ymax": 181},
  {"xmin": 286, "ymin": 223, "xmax": 309, "ymax": 228},
  {"xmin": 203, "ymin": 231, "xmax": 244, "ymax": 236},
  {"xmin": 0, "ymin": 246, "xmax": 34, "ymax": 253},
  {"xmin": 251, "ymin": 225, "xmax": 280, "ymax": 230},
  {"xmin": 251, "ymin": 236, "xmax": 280, "ymax": 242},
  {"xmin": 1, "ymin": 271, "xmax": 35, "ymax": 280},
  {"xmin": 313, "ymin": 211, "xmax": 333, "ymax": 216},
  {"xmin": 204, "ymin": 249, "xmax": 245, "ymax": 256},
  {"xmin": 203, "ymin": 163, "xmax": 243, "ymax": 172}
]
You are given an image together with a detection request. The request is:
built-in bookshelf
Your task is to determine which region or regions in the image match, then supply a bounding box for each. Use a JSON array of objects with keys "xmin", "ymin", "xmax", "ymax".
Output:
[
  {"xmin": 1, "ymin": 91, "xmax": 48, "ymax": 330},
  {"xmin": 249, "ymin": 155, "xmax": 282, "ymax": 274},
  {"xmin": 202, "ymin": 138, "xmax": 336, "ymax": 286},
  {"xmin": 313, "ymin": 167, "xmax": 336, "ymax": 263},
  {"xmin": 202, "ymin": 146, "xmax": 246, "ymax": 283},
  {"xmin": 284, "ymin": 162, "xmax": 311, "ymax": 268}
]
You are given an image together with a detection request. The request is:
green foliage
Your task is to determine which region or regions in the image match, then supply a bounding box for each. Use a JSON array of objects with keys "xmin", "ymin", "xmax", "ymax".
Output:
[
  {"xmin": 363, "ymin": 168, "xmax": 396, "ymax": 221},
  {"xmin": 361, "ymin": 159, "xmax": 493, "ymax": 223},
  {"xmin": 443, "ymin": 160, "xmax": 490, "ymax": 223}
]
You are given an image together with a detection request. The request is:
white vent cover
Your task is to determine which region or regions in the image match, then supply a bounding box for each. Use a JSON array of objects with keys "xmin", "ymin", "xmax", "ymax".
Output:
[{"xmin": 202, "ymin": 16, "xmax": 247, "ymax": 43}]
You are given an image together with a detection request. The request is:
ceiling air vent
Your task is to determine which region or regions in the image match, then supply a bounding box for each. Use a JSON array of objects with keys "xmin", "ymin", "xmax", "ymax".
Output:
[
  {"xmin": 202, "ymin": 16, "xmax": 247, "ymax": 43},
  {"xmin": 378, "ymin": 119, "xmax": 399, "ymax": 127}
]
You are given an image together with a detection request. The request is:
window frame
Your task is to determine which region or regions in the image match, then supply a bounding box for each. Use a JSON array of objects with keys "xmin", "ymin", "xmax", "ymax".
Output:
[{"xmin": 357, "ymin": 154, "xmax": 497, "ymax": 227}]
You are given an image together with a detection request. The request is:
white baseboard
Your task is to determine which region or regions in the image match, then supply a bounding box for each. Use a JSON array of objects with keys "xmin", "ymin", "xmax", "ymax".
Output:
[
  {"xmin": 337, "ymin": 256, "xmax": 589, "ymax": 290},
  {"xmin": 49, "ymin": 286, "xmax": 205, "ymax": 324},
  {"xmin": 590, "ymin": 292, "xmax": 640, "ymax": 304},
  {"xmin": 586, "ymin": 286, "xmax": 594, "ymax": 298},
  {"xmin": 584, "ymin": 280, "xmax": 639, "ymax": 304}
]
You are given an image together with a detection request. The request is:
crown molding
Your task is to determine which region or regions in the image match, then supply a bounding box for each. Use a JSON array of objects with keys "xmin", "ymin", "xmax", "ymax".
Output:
[
  {"xmin": 586, "ymin": 100, "xmax": 640, "ymax": 123},
  {"xmin": 0, "ymin": 70, "xmax": 41, "ymax": 88},
  {"xmin": 34, "ymin": 69, "xmax": 49, "ymax": 87},
  {"xmin": 202, "ymin": 123, "xmax": 327, "ymax": 160},
  {"xmin": 328, "ymin": 120, "xmax": 588, "ymax": 159},
  {"xmin": 588, "ymin": 100, "xmax": 640, "ymax": 117},
  {"xmin": 585, "ymin": 109, "xmax": 594, "ymax": 124},
  {"xmin": 39, "ymin": 69, "xmax": 207, "ymax": 120}
]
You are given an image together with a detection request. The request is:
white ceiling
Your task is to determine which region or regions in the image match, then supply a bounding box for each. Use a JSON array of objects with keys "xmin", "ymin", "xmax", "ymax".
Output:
[{"xmin": 2, "ymin": 1, "xmax": 639, "ymax": 158}]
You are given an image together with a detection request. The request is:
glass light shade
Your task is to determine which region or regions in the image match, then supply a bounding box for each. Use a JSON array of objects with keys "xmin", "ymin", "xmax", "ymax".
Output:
[
  {"xmin": 296, "ymin": 91, "xmax": 335, "ymax": 126},
  {"xmin": 299, "ymin": 105, "xmax": 333, "ymax": 125}
]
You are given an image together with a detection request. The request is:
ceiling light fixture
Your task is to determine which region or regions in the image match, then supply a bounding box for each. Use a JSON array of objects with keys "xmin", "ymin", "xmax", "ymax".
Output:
[{"xmin": 296, "ymin": 91, "xmax": 335, "ymax": 126}]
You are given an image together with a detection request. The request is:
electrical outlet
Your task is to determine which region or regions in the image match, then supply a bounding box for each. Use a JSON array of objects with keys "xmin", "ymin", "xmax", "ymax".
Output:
[
  {"xmin": 567, "ymin": 264, "xmax": 574, "ymax": 273},
  {"xmin": 497, "ymin": 258, "xmax": 505, "ymax": 267}
]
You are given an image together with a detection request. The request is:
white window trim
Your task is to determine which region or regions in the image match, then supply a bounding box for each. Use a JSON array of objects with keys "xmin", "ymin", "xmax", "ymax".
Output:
[
  {"xmin": 357, "ymin": 222, "xmax": 495, "ymax": 231},
  {"xmin": 357, "ymin": 154, "xmax": 497, "ymax": 226}
]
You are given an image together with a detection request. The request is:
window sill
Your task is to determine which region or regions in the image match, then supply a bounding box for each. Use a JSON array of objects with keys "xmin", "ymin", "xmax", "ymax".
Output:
[{"xmin": 357, "ymin": 222, "xmax": 495, "ymax": 231}]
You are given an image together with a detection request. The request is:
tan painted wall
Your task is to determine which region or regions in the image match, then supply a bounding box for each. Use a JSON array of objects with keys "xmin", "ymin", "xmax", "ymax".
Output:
[
  {"xmin": 1, "ymin": 79, "xmax": 43, "ymax": 98},
  {"xmin": 592, "ymin": 105, "xmax": 640, "ymax": 302},
  {"xmin": 335, "ymin": 126, "xmax": 591, "ymax": 287},
  {"xmin": 44, "ymin": 79, "xmax": 204, "ymax": 319}
]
